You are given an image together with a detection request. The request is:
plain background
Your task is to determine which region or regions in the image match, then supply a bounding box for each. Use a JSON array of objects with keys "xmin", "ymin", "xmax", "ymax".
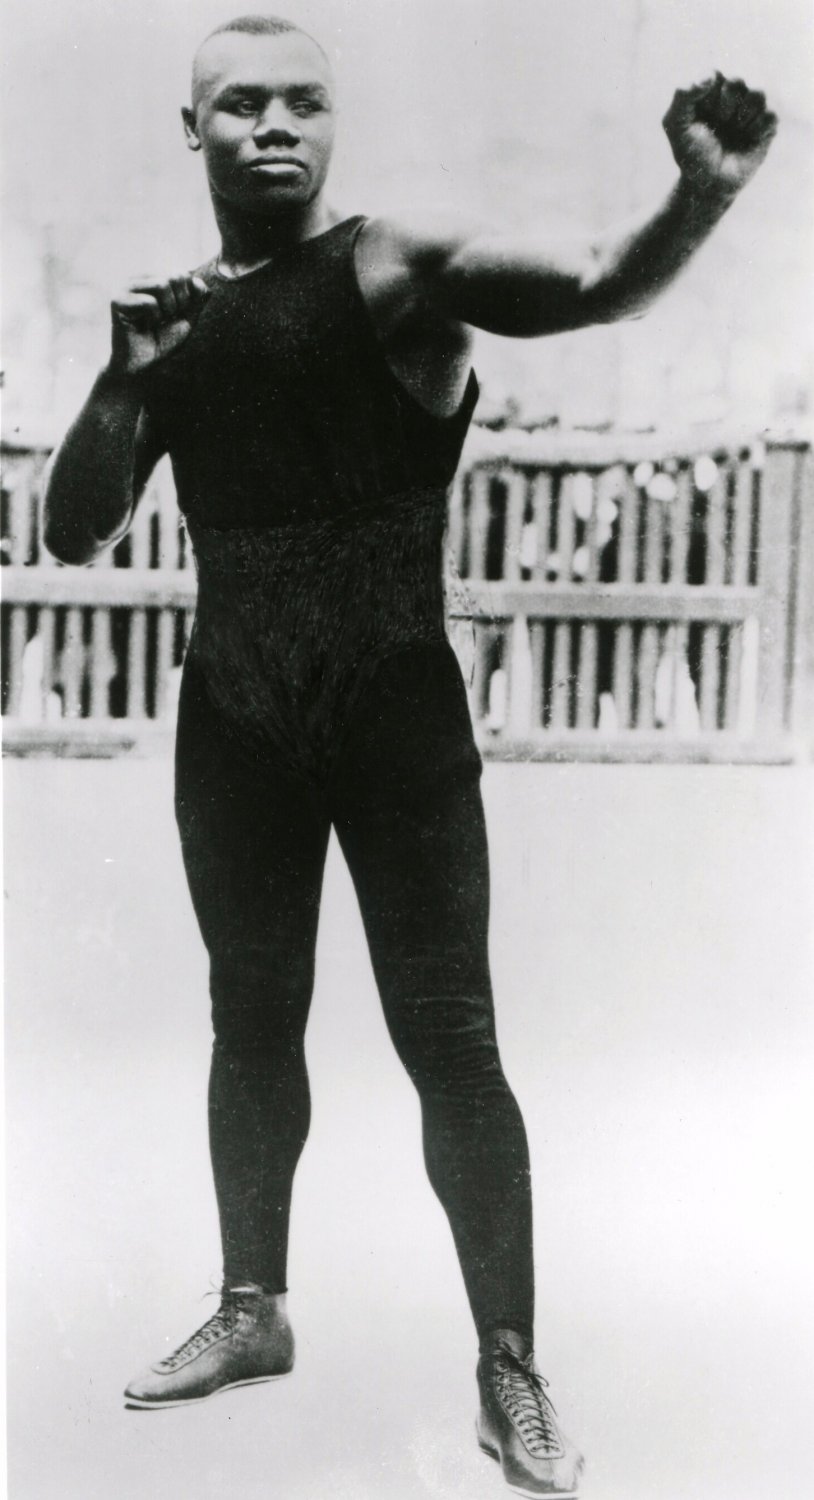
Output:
[
  {"xmin": 2, "ymin": 0, "xmax": 813, "ymax": 436},
  {"xmin": 3, "ymin": 2, "xmax": 814, "ymax": 1498}
]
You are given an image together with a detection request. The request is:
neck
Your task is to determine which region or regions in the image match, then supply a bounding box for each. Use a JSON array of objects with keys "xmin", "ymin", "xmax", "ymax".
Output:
[{"xmin": 212, "ymin": 194, "xmax": 337, "ymax": 274}]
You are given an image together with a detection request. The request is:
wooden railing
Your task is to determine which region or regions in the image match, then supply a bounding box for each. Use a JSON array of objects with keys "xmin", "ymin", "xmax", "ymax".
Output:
[{"xmin": 2, "ymin": 428, "xmax": 812, "ymax": 760}]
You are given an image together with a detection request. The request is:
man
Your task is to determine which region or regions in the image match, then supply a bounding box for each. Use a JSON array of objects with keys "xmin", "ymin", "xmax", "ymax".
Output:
[{"xmin": 43, "ymin": 15, "xmax": 775, "ymax": 1497}]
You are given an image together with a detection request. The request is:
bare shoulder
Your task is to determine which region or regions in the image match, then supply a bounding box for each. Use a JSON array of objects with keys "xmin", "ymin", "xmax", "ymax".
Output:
[
  {"xmin": 357, "ymin": 210, "xmax": 484, "ymax": 279},
  {"xmin": 354, "ymin": 210, "xmax": 484, "ymax": 334}
]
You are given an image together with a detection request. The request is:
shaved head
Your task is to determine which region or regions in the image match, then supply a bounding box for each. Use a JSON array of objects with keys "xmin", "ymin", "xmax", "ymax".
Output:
[
  {"xmin": 183, "ymin": 16, "xmax": 337, "ymax": 226},
  {"xmin": 192, "ymin": 14, "xmax": 331, "ymax": 109}
]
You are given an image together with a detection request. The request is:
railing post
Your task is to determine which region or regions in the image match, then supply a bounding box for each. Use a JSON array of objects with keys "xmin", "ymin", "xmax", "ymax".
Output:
[
  {"xmin": 788, "ymin": 444, "xmax": 814, "ymax": 756},
  {"xmin": 756, "ymin": 442, "xmax": 797, "ymax": 741}
]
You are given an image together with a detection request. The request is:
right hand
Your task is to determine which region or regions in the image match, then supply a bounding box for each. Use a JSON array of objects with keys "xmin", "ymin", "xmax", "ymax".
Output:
[{"xmin": 109, "ymin": 275, "xmax": 209, "ymax": 376}]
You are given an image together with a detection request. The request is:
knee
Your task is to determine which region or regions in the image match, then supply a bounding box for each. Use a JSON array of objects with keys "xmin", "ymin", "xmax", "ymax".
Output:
[
  {"xmin": 392, "ymin": 992, "xmax": 508, "ymax": 1100},
  {"xmin": 209, "ymin": 942, "xmax": 312, "ymax": 1057}
]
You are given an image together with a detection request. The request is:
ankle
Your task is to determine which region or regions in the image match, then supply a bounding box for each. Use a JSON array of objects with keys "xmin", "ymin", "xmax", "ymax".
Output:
[{"xmin": 479, "ymin": 1325, "xmax": 535, "ymax": 1359}]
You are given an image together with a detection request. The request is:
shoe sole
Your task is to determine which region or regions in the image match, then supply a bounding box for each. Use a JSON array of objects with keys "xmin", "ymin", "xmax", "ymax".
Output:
[
  {"xmin": 476, "ymin": 1422, "xmax": 580, "ymax": 1499},
  {"xmin": 124, "ymin": 1370, "xmax": 292, "ymax": 1410}
]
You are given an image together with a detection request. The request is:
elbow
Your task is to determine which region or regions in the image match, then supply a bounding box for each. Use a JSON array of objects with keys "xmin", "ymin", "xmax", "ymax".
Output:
[
  {"xmin": 580, "ymin": 281, "xmax": 655, "ymax": 327},
  {"xmin": 42, "ymin": 524, "xmax": 97, "ymax": 568},
  {"xmin": 577, "ymin": 246, "xmax": 650, "ymax": 326},
  {"xmin": 41, "ymin": 502, "xmax": 100, "ymax": 567}
]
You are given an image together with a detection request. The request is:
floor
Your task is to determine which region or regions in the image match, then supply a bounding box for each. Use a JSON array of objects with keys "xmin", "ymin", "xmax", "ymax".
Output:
[{"xmin": 4, "ymin": 757, "xmax": 814, "ymax": 1500}]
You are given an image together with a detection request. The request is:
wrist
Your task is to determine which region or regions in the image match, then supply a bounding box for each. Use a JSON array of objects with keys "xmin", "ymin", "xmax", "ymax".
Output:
[
  {"xmin": 97, "ymin": 361, "xmax": 150, "ymax": 401},
  {"xmin": 673, "ymin": 171, "xmax": 739, "ymax": 221}
]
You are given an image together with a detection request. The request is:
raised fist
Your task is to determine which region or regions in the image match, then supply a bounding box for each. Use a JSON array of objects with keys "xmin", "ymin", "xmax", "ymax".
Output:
[
  {"xmin": 109, "ymin": 275, "xmax": 209, "ymax": 376},
  {"xmin": 663, "ymin": 73, "xmax": 777, "ymax": 197}
]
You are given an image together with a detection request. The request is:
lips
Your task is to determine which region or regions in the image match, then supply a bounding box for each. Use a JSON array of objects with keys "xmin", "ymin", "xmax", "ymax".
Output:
[{"xmin": 248, "ymin": 157, "xmax": 305, "ymax": 171}]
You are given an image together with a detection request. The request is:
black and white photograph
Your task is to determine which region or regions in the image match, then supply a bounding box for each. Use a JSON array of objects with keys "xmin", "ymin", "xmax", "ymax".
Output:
[{"xmin": 2, "ymin": 2, "xmax": 813, "ymax": 1498}]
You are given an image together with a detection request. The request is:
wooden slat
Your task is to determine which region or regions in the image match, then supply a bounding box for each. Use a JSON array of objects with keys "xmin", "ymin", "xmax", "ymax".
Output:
[
  {"xmin": 475, "ymin": 732, "xmax": 798, "ymax": 765},
  {"xmin": 705, "ymin": 470, "xmax": 727, "ymax": 585},
  {"xmin": 61, "ymin": 608, "xmax": 85, "ymax": 718},
  {"xmin": 469, "ymin": 620, "xmax": 494, "ymax": 723},
  {"xmin": 576, "ymin": 481, "xmax": 599, "ymax": 729},
  {"xmin": 38, "ymin": 607, "xmax": 57, "ymax": 718},
  {"xmin": 670, "ymin": 467, "xmax": 691, "ymax": 583},
  {"xmin": 637, "ymin": 626, "xmax": 658, "ymax": 730},
  {"xmin": 550, "ymin": 477, "xmax": 576, "ymax": 722},
  {"xmin": 484, "ymin": 630, "xmax": 509, "ymax": 732},
  {"xmin": 155, "ymin": 476, "xmax": 180, "ymax": 715},
  {"xmin": 5, "ymin": 568, "xmax": 763, "ymax": 622},
  {"xmin": 643, "ymin": 490, "xmax": 665, "ymax": 584},
  {"xmin": 576, "ymin": 626, "xmax": 598, "ymax": 729},
  {"xmin": 461, "ymin": 423, "xmax": 810, "ymax": 473},
  {"xmin": 447, "ymin": 474, "xmax": 466, "ymax": 573},
  {"xmin": 722, "ymin": 624, "xmax": 742, "ymax": 731},
  {"xmin": 611, "ymin": 469, "xmax": 639, "ymax": 729},
  {"xmin": 788, "ymin": 446, "xmax": 814, "ymax": 742},
  {"xmin": 6, "ymin": 609, "xmax": 28, "ymax": 716},
  {"xmin": 447, "ymin": 582, "xmax": 757, "ymax": 623},
  {"xmin": 618, "ymin": 469, "xmax": 639, "ymax": 582},
  {"xmin": 2, "ymin": 720, "xmax": 796, "ymax": 764},
  {"xmin": 31, "ymin": 471, "xmax": 59, "ymax": 719},
  {"xmin": 502, "ymin": 471, "xmax": 527, "ymax": 582},
  {"xmin": 2, "ymin": 566, "xmax": 197, "ymax": 608},
  {"xmin": 664, "ymin": 467, "xmax": 694, "ymax": 730},
  {"xmin": 8, "ymin": 474, "xmax": 33, "ymax": 565},
  {"xmin": 556, "ymin": 474, "xmax": 576, "ymax": 579},
  {"xmin": 4, "ymin": 475, "xmax": 32, "ymax": 714},
  {"xmin": 127, "ymin": 498, "xmax": 152, "ymax": 718},
  {"xmin": 637, "ymin": 484, "xmax": 664, "ymax": 729},
  {"xmin": 698, "ymin": 470, "xmax": 727, "ymax": 731},
  {"xmin": 508, "ymin": 614, "xmax": 533, "ymax": 735},
  {"xmin": 612, "ymin": 626, "xmax": 634, "ymax": 730},
  {"xmin": 154, "ymin": 612, "xmax": 175, "ymax": 719},
  {"xmin": 529, "ymin": 622, "xmax": 546, "ymax": 730},
  {"xmin": 699, "ymin": 627, "xmax": 721, "ymax": 730},
  {"xmin": 88, "ymin": 535, "xmax": 115, "ymax": 719},
  {"xmin": 551, "ymin": 621, "xmax": 572, "ymax": 729},
  {"xmin": 182, "ymin": 606, "xmax": 196, "ymax": 651},
  {"xmin": 468, "ymin": 469, "xmax": 491, "ymax": 581},
  {"xmin": 530, "ymin": 471, "xmax": 552, "ymax": 582},
  {"xmin": 89, "ymin": 611, "xmax": 116, "ymax": 717},
  {"xmin": 720, "ymin": 458, "xmax": 751, "ymax": 729},
  {"xmin": 657, "ymin": 455, "xmax": 699, "ymax": 736},
  {"xmin": 731, "ymin": 456, "xmax": 752, "ymax": 587}
]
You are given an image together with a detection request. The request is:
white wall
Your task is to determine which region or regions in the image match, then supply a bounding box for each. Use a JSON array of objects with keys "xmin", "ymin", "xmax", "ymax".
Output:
[{"xmin": 3, "ymin": 0, "xmax": 813, "ymax": 438}]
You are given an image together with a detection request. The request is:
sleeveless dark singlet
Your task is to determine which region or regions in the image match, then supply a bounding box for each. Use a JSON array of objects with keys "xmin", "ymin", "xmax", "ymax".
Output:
[{"xmin": 142, "ymin": 214, "xmax": 479, "ymax": 780}]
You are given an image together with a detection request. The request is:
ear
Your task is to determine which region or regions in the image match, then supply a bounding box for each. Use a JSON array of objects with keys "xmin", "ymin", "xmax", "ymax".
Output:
[{"xmin": 182, "ymin": 107, "xmax": 202, "ymax": 152}]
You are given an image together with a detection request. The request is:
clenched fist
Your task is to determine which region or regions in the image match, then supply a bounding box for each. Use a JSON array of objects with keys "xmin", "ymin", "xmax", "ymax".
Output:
[
  {"xmin": 663, "ymin": 72, "xmax": 777, "ymax": 198},
  {"xmin": 109, "ymin": 274, "xmax": 209, "ymax": 376}
]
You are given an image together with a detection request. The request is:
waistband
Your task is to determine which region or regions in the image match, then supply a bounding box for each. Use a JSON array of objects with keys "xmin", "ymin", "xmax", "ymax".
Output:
[{"xmin": 185, "ymin": 483, "xmax": 450, "ymax": 543}]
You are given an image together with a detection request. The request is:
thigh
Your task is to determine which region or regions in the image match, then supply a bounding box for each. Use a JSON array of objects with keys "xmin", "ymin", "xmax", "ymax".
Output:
[
  {"xmin": 330, "ymin": 642, "xmax": 492, "ymax": 1007},
  {"xmin": 175, "ymin": 653, "xmax": 331, "ymax": 1037}
]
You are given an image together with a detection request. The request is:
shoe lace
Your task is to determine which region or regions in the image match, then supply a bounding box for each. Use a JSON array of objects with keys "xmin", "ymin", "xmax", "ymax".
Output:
[
  {"xmin": 492, "ymin": 1341, "xmax": 564, "ymax": 1459},
  {"xmin": 156, "ymin": 1286, "xmax": 256, "ymax": 1372}
]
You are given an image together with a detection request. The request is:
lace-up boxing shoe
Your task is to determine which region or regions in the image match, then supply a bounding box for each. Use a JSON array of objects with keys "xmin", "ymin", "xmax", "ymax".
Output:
[
  {"xmin": 476, "ymin": 1330, "xmax": 584, "ymax": 1497},
  {"xmin": 124, "ymin": 1285, "xmax": 294, "ymax": 1409}
]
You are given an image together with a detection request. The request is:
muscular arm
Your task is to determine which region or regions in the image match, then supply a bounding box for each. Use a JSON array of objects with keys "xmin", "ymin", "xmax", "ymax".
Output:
[
  {"xmin": 43, "ymin": 273, "xmax": 208, "ymax": 566},
  {"xmin": 43, "ymin": 375, "xmax": 164, "ymax": 565},
  {"xmin": 373, "ymin": 73, "xmax": 777, "ymax": 340}
]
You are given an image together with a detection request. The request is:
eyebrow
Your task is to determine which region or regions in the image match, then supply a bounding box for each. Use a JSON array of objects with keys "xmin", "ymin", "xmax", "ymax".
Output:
[{"xmin": 214, "ymin": 81, "xmax": 330, "ymax": 103}]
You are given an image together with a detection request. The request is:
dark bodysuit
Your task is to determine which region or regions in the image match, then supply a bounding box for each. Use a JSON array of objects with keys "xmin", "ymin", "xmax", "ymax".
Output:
[{"xmin": 143, "ymin": 216, "xmax": 534, "ymax": 1346}]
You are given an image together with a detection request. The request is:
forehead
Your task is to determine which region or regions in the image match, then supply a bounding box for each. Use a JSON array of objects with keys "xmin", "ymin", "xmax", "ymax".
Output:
[{"xmin": 193, "ymin": 30, "xmax": 333, "ymax": 104}]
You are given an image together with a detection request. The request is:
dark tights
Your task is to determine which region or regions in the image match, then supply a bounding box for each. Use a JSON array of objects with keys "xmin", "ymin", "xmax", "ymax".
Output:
[{"xmin": 175, "ymin": 640, "xmax": 534, "ymax": 1345}]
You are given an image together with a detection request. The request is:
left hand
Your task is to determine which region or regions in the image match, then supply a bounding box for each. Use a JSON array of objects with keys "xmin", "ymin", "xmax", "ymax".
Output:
[{"xmin": 663, "ymin": 72, "xmax": 778, "ymax": 198}]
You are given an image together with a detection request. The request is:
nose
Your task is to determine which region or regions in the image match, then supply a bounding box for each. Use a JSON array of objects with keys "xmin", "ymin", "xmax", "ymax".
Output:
[{"xmin": 253, "ymin": 100, "xmax": 301, "ymax": 146}]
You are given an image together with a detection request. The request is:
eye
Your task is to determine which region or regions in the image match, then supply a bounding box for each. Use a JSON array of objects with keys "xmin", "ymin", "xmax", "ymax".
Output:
[
  {"xmin": 229, "ymin": 97, "xmax": 258, "ymax": 117},
  {"xmin": 290, "ymin": 99, "xmax": 321, "ymax": 117}
]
